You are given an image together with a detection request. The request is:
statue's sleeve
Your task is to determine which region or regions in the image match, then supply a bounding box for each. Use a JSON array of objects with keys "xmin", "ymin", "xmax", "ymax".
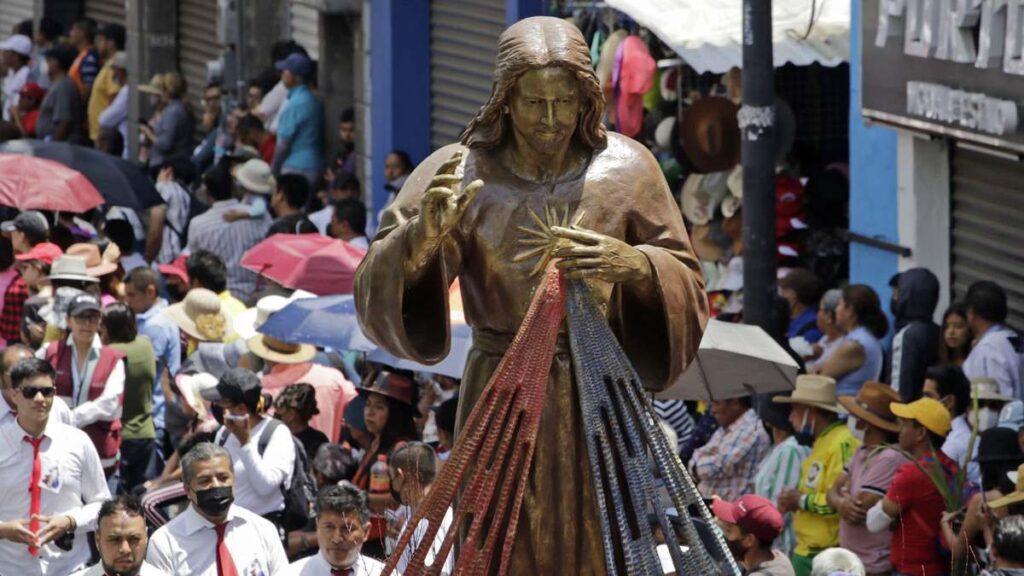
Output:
[
  {"xmin": 354, "ymin": 144, "xmax": 466, "ymax": 364},
  {"xmin": 613, "ymin": 142, "xmax": 709, "ymax": 392}
]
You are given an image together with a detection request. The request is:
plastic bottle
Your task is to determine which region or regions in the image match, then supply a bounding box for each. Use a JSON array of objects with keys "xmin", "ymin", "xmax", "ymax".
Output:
[{"xmin": 370, "ymin": 455, "xmax": 390, "ymax": 495}]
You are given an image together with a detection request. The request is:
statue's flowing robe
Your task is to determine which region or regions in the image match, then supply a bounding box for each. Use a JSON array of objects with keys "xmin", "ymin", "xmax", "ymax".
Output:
[{"xmin": 354, "ymin": 133, "xmax": 708, "ymax": 575}]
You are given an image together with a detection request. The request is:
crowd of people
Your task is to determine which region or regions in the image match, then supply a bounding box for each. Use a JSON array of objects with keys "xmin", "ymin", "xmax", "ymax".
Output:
[{"xmin": 1, "ymin": 14, "xmax": 1024, "ymax": 576}]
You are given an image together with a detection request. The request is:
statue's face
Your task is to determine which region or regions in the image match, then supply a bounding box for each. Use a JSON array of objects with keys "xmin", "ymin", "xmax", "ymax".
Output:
[{"xmin": 509, "ymin": 66, "xmax": 581, "ymax": 155}]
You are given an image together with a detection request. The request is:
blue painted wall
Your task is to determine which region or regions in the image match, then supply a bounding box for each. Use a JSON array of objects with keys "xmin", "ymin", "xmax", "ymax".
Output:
[
  {"xmin": 370, "ymin": 0, "xmax": 432, "ymax": 216},
  {"xmin": 849, "ymin": 0, "xmax": 899, "ymax": 299},
  {"xmin": 506, "ymin": 0, "xmax": 547, "ymax": 25}
]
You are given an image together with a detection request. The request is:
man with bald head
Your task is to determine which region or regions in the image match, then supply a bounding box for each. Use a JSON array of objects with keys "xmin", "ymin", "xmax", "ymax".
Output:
[{"xmin": 0, "ymin": 345, "xmax": 73, "ymax": 426}]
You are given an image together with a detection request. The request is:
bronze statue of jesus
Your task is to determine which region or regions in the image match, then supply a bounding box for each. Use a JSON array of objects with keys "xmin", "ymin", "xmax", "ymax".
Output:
[{"xmin": 355, "ymin": 16, "xmax": 708, "ymax": 574}]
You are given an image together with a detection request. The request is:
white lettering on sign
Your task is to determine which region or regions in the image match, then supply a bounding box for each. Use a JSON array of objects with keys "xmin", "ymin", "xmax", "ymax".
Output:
[
  {"xmin": 875, "ymin": 0, "xmax": 1024, "ymax": 74},
  {"xmin": 907, "ymin": 81, "xmax": 1021, "ymax": 134}
]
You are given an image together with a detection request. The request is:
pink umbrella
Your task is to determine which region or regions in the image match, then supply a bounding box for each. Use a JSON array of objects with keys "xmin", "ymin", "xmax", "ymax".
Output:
[
  {"xmin": 241, "ymin": 233, "xmax": 367, "ymax": 295},
  {"xmin": 0, "ymin": 154, "xmax": 105, "ymax": 212}
]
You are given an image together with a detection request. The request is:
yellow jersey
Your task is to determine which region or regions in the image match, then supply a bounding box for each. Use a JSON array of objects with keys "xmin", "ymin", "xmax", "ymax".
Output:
[{"xmin": 792, "ymin": 420, "xmax": 860, "ymax": 556}]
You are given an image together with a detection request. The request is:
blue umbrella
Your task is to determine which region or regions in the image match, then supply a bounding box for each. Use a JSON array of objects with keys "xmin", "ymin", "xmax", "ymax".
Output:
[
  {"xmin": 256, "ymin": 295, "xmax": 376, "ymax": 352},
  {"xmin": 258, "ymin": 294, "xmax": 472, "ymax": 378}
]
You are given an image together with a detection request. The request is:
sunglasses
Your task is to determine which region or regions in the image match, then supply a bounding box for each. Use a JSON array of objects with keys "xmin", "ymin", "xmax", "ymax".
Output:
[{"xmin": 20, "ymin": 386, "xmax": 55, "ymax": 399}]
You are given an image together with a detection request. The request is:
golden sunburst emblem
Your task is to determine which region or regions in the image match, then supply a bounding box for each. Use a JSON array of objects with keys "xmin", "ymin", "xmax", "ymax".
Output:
[{"xmin": 513, "ymin": 203, "xmax": 584, "ymax": 276}]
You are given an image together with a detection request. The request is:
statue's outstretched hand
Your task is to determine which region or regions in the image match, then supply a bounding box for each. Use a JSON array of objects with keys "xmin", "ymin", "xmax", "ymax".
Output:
[
  {"xmin": 550, "ymin": 226, "xmax": 651, "ymax": 284},
  {"xmin": 407, "ymin": 150, "xmax": 483, "ymax": 279}
]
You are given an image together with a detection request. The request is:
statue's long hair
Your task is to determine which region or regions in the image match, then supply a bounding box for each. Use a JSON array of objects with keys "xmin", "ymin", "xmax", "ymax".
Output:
[{"xmin": 460, "ymin": 17, "xmax": 608, "ymax": 151}]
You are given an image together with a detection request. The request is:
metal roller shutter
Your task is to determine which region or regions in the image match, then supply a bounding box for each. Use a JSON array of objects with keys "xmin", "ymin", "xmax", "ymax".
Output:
[
  {"xmin": 428, "ymin": 0, "xmax": 504, "ymax": 150},
  {"xmin": 0, "ymin": 0, "xmax": 34, "ymax": 42},
  {"xmin": 84, "ymin": 0, "xmax": 126, "ymax": 24},
  {"xmin": 178, "ymin": 0, "xmax": 223, "ymax": 111},
  {"xmin": 951, "ymin": 146, "xmax": 1024, "ymax": 332},
  {"xmin": 290, "ymin": 2, "xmax": 320, "ymax": 60}
]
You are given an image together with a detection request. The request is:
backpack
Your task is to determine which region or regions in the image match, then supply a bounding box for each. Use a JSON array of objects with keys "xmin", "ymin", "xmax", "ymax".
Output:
[{"xmin": 218, "ymin": 419, "xmax": 317, "ymax": 531}]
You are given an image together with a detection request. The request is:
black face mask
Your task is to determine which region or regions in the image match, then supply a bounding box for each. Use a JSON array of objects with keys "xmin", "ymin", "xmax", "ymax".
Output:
[
  {"xmin": 724, "ymin": 536, "xmax": 746, "ymax": 561},
  {"xmin": 194, "ymin": 486, "xmax": 234, "ymax": 517},
  {"xmin": 166, "ymin": 284, "xmax": 187, "ymax": 303},
  {"xmin": 390, "ymin": 484, "xmax": 402, "ymax": 505}
]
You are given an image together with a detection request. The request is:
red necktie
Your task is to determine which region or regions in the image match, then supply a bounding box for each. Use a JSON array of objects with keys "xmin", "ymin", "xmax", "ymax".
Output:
[
  {"xmin": 23, "ymin": 435, "xmax": 43, "ymax": 556},
  {"xmin": 214, "ymin": 522, "xmax": 239, "ymax": 576}
]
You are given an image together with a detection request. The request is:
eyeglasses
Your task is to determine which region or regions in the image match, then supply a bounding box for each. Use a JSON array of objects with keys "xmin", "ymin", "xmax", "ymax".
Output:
[{"xmin": 20, "ymin": 386, "xmax": 55, "ymax": 399}]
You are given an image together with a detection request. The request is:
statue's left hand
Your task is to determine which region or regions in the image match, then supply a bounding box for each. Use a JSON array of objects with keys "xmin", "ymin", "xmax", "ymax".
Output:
[{"xmin": 550, "ymin": 226, "xmax": 651, "ymax": 283}]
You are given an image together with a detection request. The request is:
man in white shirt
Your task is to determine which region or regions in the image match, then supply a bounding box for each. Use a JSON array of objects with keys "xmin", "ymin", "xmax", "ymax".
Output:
[
  {"xmin": 284, "ymin": 483, "xmax": 386, "ymax": 576},
  {"xmin": 202, "ymin": 368, "xmax": 295, "ymax": 526},
  {"xmin": 70, "ymin": 495, "xmax": 167, "ymax": 576},
  {"xmin": 147, "ymin": 442, "xmax": 288, "ymax": 575},
  {"xmin": 1, "ymin": 34, "xmax": 33, "ymax": 122},
  {"xmin": 390, "ymin": 442, "xmax": 453, "ymax": 575},
  {"xmin": 0, "ymin": 344, "xmax": 72, "ymax": 427},
  {"xmin": 0, "ymin": 357, "xmax": 110, "ymax": 575},
  {"xmin": 963, "ymin": 281, "xmax": 1024, "ymax": 399},
  {"xmin": 329, "ymin": 199, "xmax": 369, "ymax": 251}
]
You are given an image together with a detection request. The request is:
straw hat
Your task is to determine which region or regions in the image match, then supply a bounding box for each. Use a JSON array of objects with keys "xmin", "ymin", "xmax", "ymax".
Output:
[
  {"xmin": 173, "ymin": 372, "xmax": 218, "ymax": 418},
  {"xmin": 47, "ymin": 255, "xmax": 99, "ymax": 283},
  {"xmin": 247, "ymin": 333, "xmax": 316, "ymax": 365},
  {"xmin": 989, "ymin": 463, "xmax": 1024, "ymax": 509},
  {"xmin": 972, "ymin": 377, "xmax": 1013, "ymax": 402},
  {"xmin": 164, "ymin": 288, "xmax": 232, "ymax": 342},
  {"xmin": 838, "ymin": 381, "xmax": 901, "ymax": 433},
  {"xmin": 234, "ymin": 291, "xmax": 315, "ymax": 340},
  {"xmin": 65, "ymin": 242, "xmax": 120, "ymax": 277},
  {"xmin": 773, "ymin": 375, "xmax": 842, "ymax": 413},
  {"xmin": 234, "ymin": 159, "xmax": 276, "ymax": 195}
]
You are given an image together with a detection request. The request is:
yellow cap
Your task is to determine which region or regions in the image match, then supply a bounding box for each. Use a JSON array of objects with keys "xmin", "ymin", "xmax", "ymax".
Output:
[{"xmin": 890, "ymin": 397, "xmax": 952, "ymax": 437}]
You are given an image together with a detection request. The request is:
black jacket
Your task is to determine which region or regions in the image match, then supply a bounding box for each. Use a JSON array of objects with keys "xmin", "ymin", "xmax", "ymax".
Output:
[{"xmin": 889, "ymin": 268, "xmax": 940, "ymax": 402}]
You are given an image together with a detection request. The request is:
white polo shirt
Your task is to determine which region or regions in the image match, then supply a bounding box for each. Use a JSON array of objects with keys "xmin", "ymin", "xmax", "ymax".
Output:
[
  {"xmin": 0, "ymin": 392, "xmax": 74, "ymax": 428},
  {"xmin": 146, "ymin": 504, "xmax": 288, "ymax": 576},
  {"xmin": 215, "ymin": 417, "xmax": 295, "ymax": 515},
  {"xmin": 283, "ymin": 551, "xmax": 386, "ymax": 576},
  {"xmin": 0, "ymin": 418, "xmax": 110, "ymax": 576},
  {"xmin": 70, "ymin": 560, "xmax": 168, "ymax": 576}
]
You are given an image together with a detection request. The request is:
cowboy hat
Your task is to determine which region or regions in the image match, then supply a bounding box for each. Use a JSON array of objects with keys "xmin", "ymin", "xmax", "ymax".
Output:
[
  {"xmin": 682, "ymin": 96, "xmax": 741, "ymax": 173},
  {"xmin": 838, "ymin": 381, "xmax": 901, "ymax": 433},
  {"xmin": 164, "ymin": 288, "xmax": 232, "ymax": 342},
  {"xmin": 66, "ymin": 242, "xmax": 120, "ymax": 277},
  {"xmin": 681, "ymin": 171, "xmax": 730, "ymax": 226},
  {"xmin": 173, "ymin": 372, "xmax": 218, "ymax": 418},
  {"xmin": 234, "ymin": 290, "xmax": 316, "ymax": 340},
  {"xmin": 991, "ymin": 463, "xmax": 1024, "ymax": 509},
  {"xmin": 247, "ymin": 334, "xmax": 316, "ymax": 365},
  {"xmin": 234, "ymin": 159, "xmax": 276, "ymax": 195},
  {"xmin": 773, "ymin": 375, "xmax": 843, "ymax": 413}
]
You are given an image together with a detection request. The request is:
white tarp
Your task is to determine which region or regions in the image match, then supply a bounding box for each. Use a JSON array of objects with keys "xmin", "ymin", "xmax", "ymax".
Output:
[{"xmin": 605, "ymin": 0, "xmax": 850, "ymax": 73}]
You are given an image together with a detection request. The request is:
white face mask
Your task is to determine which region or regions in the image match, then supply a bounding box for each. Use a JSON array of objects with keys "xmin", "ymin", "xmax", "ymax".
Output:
[
  {"xmin": 847, "ymin": 415, "xmax": 866, "ymax": 442},
  {"xmin": 970, "ymin": 407, "xmax": 1001, "ymax": 432}
]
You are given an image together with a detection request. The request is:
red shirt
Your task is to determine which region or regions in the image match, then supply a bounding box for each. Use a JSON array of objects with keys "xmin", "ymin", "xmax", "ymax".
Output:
[
  {"xmin": 260, "ymin": 135, "xmax": 276, "ymax": 164},
  {"xmin": 887, "ymin": 450, "xmax": 956, "ymax": 576},
  {"xmin": 20, "ymin": 109, "xmax": 39, "ymax": 137}
]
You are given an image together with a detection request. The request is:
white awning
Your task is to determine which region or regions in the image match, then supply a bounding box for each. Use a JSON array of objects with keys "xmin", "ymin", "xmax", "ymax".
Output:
[{"xmin": 605, "ymin": 0, "xmax": 850, "ymax": 74}]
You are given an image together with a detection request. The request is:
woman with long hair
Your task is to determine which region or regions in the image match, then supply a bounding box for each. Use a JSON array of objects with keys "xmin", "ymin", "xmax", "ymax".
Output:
[
  {"xmin": 351, "ymin": 370, "xmax": 421, "ymax": 559},
  {"xmin": 813, "ymin": 284, "xmax": 888, "ymax": 396},
  {"xmin": 940, "ymin": 303, "xmax": 972, "ymax": 367}
]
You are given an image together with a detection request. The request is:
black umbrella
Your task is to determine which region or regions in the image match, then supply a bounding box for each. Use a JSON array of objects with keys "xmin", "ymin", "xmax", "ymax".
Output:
[{"xmin": 0, "ymin": 140, "xmax": 164, "ymax": 210}]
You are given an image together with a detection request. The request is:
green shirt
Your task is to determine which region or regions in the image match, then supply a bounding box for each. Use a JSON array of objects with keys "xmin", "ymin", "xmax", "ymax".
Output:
[{"xmin": 111, "ymin": 337, "xmax": 157, "ymax": 440}]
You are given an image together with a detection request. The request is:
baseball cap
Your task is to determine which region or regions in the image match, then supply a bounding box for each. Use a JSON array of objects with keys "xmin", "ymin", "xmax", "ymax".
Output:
[
  {"xmin": 712, "ymin": 495, "xmax": 783, "ymax": 543},
  {"xmin": 201, "ymin": 367, "xmax": 262, "ymax": 404},
  {"xmin": 67, "ymin": 293, "xmax": 101, "ymax": 317},
  {"xmin": 19, "ymin": 82, "xmax": 45, "ymax": 102},
  {"xmin": 157, "ymin": 254, "xmax": 189, "ymax": 284},
  {"xmin": 1000, "ymin": 400, "xmax": 1024, "ymax": 431},
  {"xmin": 0, "ymin": 34, "xmax": 32, "ymax": 57},
  {"xmin": 1, "ymin": 211, "xmax": 49, "ymax": 243},
  {"xmin": 275, "ymin": 52, "xmax": 312, "ymax": 80},
  {"xmin": 891, "ymin": 397, "xmax": 953, "ymax": 437},
  {"xmin": 615, "ymin": 35, "xmax": 655, "ymax": 139},
  {"xmin": 112, "ymin": 51, "xmax": 127, "ymax": 69},
  {"xmin": 14, "ymin": 242, "xmax": 63, "ymax": 265}
]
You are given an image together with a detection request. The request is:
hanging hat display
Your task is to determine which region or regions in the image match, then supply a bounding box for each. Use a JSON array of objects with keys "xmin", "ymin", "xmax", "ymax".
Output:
[{"xmin": 681, "ymin": 96, "xmax": 741, "ymax": 173}]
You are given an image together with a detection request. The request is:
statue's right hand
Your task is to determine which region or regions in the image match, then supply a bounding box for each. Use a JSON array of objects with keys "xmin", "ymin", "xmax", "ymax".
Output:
[{"xmin": 418, "ymin": 150, "xmax": 483, "ymax": 243}]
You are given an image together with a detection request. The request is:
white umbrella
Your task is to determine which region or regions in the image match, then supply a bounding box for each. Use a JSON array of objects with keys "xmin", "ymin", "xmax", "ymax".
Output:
[{"xmin": 658, "ymin": 319, "xmax": 799, "ymax": 401}]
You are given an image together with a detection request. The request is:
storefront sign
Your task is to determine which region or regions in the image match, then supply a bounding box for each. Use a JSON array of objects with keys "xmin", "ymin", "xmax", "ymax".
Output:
[{"xmin": 863, "ymin": 0, "xmax": 1024, "ymax": 150}]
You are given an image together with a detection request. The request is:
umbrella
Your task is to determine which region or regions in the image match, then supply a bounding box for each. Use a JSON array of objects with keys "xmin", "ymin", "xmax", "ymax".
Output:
[
  {"xmin": 256, "ymin": 295, "xmax": 377, "ymax": 352},
  {"xmin": 0, "ymin": 154, "xmax": 105, "ymax": 212},
  {"xmin": 657, "ymin": 319, "xmax": 799, "ymax": 402},
  {"xmin": 0, "ymin": 140, "xmax": 164, "ymax": 209},
  {"xmin": 241, "ymin": 233, "xmax": 366, "ymax": 295},
  {"xmin": 258, "ymin": 287, "xmax": 472, "ymax": 379}
]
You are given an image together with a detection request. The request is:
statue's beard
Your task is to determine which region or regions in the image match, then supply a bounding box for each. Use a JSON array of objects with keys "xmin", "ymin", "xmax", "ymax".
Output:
[{"xmin": 519, "ymin": 128, "xmax": 573, "ymax": 156}]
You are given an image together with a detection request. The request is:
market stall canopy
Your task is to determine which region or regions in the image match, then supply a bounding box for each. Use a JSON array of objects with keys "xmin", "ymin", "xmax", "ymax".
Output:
[{"xmin": 606, "ymin": 0, "xmax": 849, "ymax": 73}]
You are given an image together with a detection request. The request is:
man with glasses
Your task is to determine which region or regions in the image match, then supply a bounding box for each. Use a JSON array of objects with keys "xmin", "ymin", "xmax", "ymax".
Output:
[
  {"xmin": 39, "ymin": 293, "xmax": 126, "ymax": 480},
  {"xmin": 0, "ymin": 357, "xmax": 110, "ymax": 574},
  {"xmin": 0, "ymin": 344, "xmax": 71, "ymax": 427}
]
